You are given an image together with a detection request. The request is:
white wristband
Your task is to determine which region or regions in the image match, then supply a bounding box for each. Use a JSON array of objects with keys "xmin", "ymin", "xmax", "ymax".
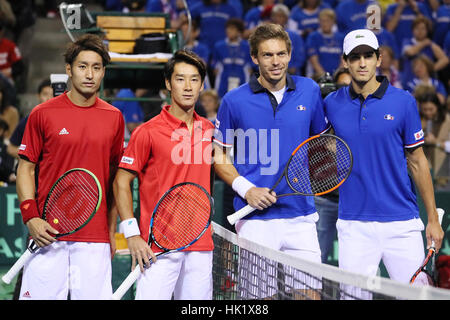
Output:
[
  {"xmin": 232, "ymin": 176, "xmax": 256, "ymax": 199},
  {"xmin": 119, "ymin": 218, "xmax": 141, "ymax": 238}
]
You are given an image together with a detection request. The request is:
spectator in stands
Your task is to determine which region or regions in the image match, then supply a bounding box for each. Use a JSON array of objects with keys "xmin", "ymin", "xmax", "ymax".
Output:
[
  {"xmin": 288, "ymin": 0, "xmax": 330, "ymax": 39},
  {"xmin": 270, "ymin": 4, "xmax": 306, "ymax": 75},
  {"xmin": 401, "ymin": 16, "xmax": 449, "ymax": 89},
  {"xmin": 190, "ymin": 0, "xmax": 239, "ymax": 52},
  {"xmin": 432, "ymin": 0, "xmax": 450, "ymax": 47},
  {"xmin": 7, "ymin": 78, "xmax": 53, "ymax": 159},
  {"xmin": 384, "ymin": 0, "xmax": 432, "ymax": 45},
  {"xmin": 0, "ymin": 20, "xmax": 23, "ymax": 85},
  {"xmin": 146, "ymin": 0, "xmax": 187, "ymax": 29},
  {"xmin": 180, "ymin": 19, "xmax": 210, "ymax": 66},
  {"xmin": 377, "ymin": 45, "xmax": 403, "ymax": 88},
  {"xmin": 334, "ymin": 67, "xmax": 352, "ymax": 88},
  {"xmin": 305, "ymin": 8, "xmax": 344, "ymax": 79},
  {"xmin": 199, "ymin": 89, "xmax": 219, "ymax": 124},
  {"xmin": 0, "ymin": 80, "xmax": 18, "ymax": 139},
  {"xmin": 6, "ymin": 0, "xmax": 35, "ymax": 93},
  {"xmin": 335, "ymin": 0, "xmax": 374, "ymax": 35},
  {"xmin": 0, "ymin": 118, "xmax": 14, "ymax": 185},
  {"xmin": 406, "ymin": 55, "xmax": 447, "ymax": 105},
  {"xmin": 243, "ymin": 0, "xmax": 276, "ymax": 39},
  {"xmin": 211, "ymin": 18, "xmax": 252, "ymax": 98},
  {"xmin": 372, "ymin": 25, "xmax": 401, "ymax": 64},
  {"xmin": 112, "ymin": 88, "xmax": 145, "ymax": 138},
  {"xmin": 415, "ymin": 87, "xmax": 450, "ymax": 188}
]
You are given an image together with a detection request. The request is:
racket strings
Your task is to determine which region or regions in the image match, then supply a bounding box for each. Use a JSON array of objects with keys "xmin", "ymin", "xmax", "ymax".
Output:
[
  {"xmin": 287, "ymin": 137, "xmax": 352, "ymax": 194},
  {"xmin": 45, "ymin": 171, "xmax": 100, "ymax": 234},
  {"xmin": 151, "ymin": 184, "xmax": 211, "ymax": 250}
]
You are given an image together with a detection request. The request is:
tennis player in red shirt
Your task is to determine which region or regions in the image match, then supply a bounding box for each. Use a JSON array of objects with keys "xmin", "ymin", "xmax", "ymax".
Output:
[
  {"xmin": 16, "ymin": 34, "xmax": 124, "ymax": 300},
  {"xmin": 113, "ymin": 49, "xmax": 215, "ymax": 300}
]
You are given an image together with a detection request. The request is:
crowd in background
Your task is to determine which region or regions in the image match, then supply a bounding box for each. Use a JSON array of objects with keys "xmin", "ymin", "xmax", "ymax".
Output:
[{"xmin": 0, "ymin": 0, "xmax": 449, "ymax": 188}]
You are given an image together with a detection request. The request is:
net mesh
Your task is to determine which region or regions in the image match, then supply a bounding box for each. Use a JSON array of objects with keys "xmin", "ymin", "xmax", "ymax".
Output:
[
  {"xmin": 287, "ymin": 135, "xmax": 352, "ymax": 195},
  {"xmin": 45, "ymin": 170, "xmax": 100, "ymax": 234},
  {"xmin": 211, "ymin": 222, "xmax": 450, "ymax": 300},
  {"xmin": 152, "ymin": 183, "xmax": 211, "ymax": 250}
]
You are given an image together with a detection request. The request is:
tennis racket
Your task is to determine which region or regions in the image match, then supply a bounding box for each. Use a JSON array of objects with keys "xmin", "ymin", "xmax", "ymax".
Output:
[
  {"xmin": 409, "ymin": 208, "xmax": 445, "ymax": 286},
  {"xmin": 1, "ymin": 168, "xmax": 102, "ymax": 284},
  {"xmin": 111, "ymin": 182, "xmax": 213, "ymax": 300},
  {"xmin": 227, "ymin": 134, "xmax": 353, "ymax": 225}
]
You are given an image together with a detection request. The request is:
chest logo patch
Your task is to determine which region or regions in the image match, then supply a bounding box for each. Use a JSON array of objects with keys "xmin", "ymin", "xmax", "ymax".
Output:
[
  {"xmin": 384, "ymin": 114, "xmax": 395, "ymax": 120},
  {"xmin": 59, "ymin": 128, "xmax": 70, "ymax": 135},
  {"xmin": 297, "ymin": 105, "xmax": 306, "ymax": 111}
]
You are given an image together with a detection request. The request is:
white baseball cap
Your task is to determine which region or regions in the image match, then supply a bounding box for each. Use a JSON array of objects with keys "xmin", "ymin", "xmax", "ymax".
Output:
[{"xmin": 343, "ymin": 29, "xmax": 379, "ymax": 56}]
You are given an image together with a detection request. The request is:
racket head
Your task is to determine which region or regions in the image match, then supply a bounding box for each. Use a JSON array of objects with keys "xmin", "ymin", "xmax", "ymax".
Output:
[
  {"xmin": 410, "ymin": 249, "xmax": 436, "ymax": 286},
  {"xmin": 285, "ymin": 134, "xmax": 353, "ymax": 196},
  {"xmin": 43, "ymin": 168, "xmax": 102, "ymax": 237},
  {"xmin": 148, "ymin": 182, "xmax": 213, "ymax": 251}
]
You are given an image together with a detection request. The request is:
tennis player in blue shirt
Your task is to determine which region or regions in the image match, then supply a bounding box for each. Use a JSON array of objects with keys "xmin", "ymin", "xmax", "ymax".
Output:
[
  {"xmin": 324, "ymin": 29, "xmax": 444, "ymax": 290},
  {"xmin": 213, "ymin": 23, "xmax": 330, "ymax": 299}
]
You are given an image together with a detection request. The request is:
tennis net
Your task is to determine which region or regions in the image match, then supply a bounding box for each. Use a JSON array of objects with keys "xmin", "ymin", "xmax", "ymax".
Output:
[{"xmin": 211, "ymin": 222, "xmax": 450, "ymax": 300}]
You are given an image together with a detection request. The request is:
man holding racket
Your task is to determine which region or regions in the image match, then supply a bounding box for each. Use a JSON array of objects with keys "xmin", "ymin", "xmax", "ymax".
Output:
[
  {"xmin": 16, "ymin": 34, "xmax": 124, "ymax": 299},
  {"xmin": 113, "ymin": 49, "xmax": 215, "ymax": 300},
  {"xmin": 213, "ymin": 23, "xmax": 330, "ymax": 299},
  {"xmin": 323, "ymin": 29, "xmax": 444, "ymax": 288}
]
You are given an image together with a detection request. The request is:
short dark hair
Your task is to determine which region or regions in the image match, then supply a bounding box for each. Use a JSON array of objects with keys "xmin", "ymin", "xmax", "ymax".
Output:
[
  {"xmin": 342, "ymin": 49, "xmax": 380, "ymax": 61},
  {"xmin": 37, "ymin": 78, "xmax": 51, "ymax": 94},
  {"xmin": 164, "ymin": 49, "xmax": 206, "ymax": 83},
  {"xmin": 226, "ymin": 18, "xmax": 245, "ymax": 33},
  {"xmin": 63, "ymin": 34, "xmax": 110, "ymax": 67}
]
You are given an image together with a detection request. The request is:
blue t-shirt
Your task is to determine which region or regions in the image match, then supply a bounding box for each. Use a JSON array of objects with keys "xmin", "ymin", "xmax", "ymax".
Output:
[
  {"xmin": 324, "ymin": 77, "xmax": 424, "ymax": 222},
  {"xmin": 190, "ymin": 2, "xmax": 239, "ymax": 51},
  {"xmin": 383, "ymin": 2, "xmax": 431, "ymax": 45},
  {"xmin": 213, "ymin": 74, "xmax": 330, "ymax": 220},
  {"xmin": 306, "ymin": 30, "xmax": 344, "ymax": 75},
  {"xmin": 335, "ymin": 0, "xmax": 376, "ymax": 35},
  {"xmin": 288, "ymin": 3, "xmax": 330, "ymax": 36},
  {"xmin": 112, "ymin": 89, "xmax": 144, "ymax": 124},
  {"xmin": 212, "ymin": 38, "xmax": 252, "ymax": 98},
  {"xmin": 433, "ymin": 4, "xmax": 450, "ymax": 47}
]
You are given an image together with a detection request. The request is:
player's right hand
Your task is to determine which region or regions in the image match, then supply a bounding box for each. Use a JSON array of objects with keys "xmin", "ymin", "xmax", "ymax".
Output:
[
  {"xmin": 245, "ymin": 187, "xmax": 277, "ymax": 211},
  {"xmin": 127, "ymin": 235, "xmax": 157, "ymax": 273},
  {"xmin": 26, "ymin": 217, "xmax": 59, "ymax": 248}
]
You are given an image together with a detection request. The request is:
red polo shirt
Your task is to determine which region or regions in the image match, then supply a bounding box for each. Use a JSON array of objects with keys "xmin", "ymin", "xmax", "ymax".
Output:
[{"xmin": 119, "ymin": 105, "xmax": 214, "ymax": 251}]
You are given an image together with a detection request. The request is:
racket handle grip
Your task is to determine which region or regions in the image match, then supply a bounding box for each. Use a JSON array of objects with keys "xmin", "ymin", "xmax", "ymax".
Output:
[
  {"xmin": 227, "ymin": 205, "xmax": 257, "ymax": 226},
  {"xmin": 111, "ymin": 266, "xmax": 141, "ymax": 300},
  {"xmin": 1, "ymin": 249, "xmax": 35, "ymax": 284}
]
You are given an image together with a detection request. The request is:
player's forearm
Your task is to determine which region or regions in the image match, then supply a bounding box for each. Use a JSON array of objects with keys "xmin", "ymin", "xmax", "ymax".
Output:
[
  {"xmin": 407, "ymin": 151, "xmax": 438, "ymax": 222},
  {"xmin": 16, "ymin": 159, "xmax": 36, "ymax": 203},
  {"xmin": 112, "ymin": 171, "xmax": 136, "ymax": 222},
  {"xmin": 213, "ymin": 145, "xmax": 239, "ymax": 186}
]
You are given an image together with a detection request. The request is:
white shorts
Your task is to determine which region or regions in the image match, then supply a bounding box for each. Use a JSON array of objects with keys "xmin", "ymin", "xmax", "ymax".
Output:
[
  {"xmin": 135, "ymin": 251, "xmax": 213, "ymax": 300},
  {"xmin": 20, "ymin": 241, "xmax": 112, "ymax": 300},
  {"xmin": 336, "ymin": 218, "xmax": 426, "ymax": 283},
  {"xmin": 235, "ymin": 213, "xmax": 322, "ymax": 298}
]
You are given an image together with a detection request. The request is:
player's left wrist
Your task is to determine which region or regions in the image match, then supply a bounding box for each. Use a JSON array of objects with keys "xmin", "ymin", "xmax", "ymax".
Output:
[{"xmin": 119, "ymin": 217, "xmax": 141, "ymax": 238}]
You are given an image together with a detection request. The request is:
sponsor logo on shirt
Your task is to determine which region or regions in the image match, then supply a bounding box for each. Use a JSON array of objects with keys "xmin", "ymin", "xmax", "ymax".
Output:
[
  {"xmin": 296, "ymin": 105, "xmax": 306, "ymax": 111},
  {"xmin": 59, "ymin": 128, "xmax": 69, "ymax": 135},
  {"xmin": 384, "ymin": 114, "xmax": 395, "ymax": 120},
  {"xmin": 19, "ymin": 144, "xmax": 26, "ymax": 151},
  {"xmin": 414, "ymin": 129, "xmax": 424, "ymax": 141},
  {"xmin": 121, "ymin": 156, "xmax": 134, "ymax": 165}
]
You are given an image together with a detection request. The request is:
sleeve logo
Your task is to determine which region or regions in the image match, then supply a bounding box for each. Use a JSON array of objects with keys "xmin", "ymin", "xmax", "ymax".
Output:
[
  {"xmin": 19, "ymin": 144, "xmax": 26, "ymax": 151},
  {"xmin": 120, "ymin": 156, "xmax": 134, "ymax": 165},
  {"xmin": 414, "ymin": 129, "xmax": 424, "ymax": 141}
]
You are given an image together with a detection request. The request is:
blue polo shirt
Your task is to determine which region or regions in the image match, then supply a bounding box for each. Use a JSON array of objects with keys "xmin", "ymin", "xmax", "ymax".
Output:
[
  {"xmin": 213, "ymin": 73, "xmax": 330, "ymax": 220},
  {"xmin": 324, "ymin": 76, "xmax": 424, "ymax": 222}
]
